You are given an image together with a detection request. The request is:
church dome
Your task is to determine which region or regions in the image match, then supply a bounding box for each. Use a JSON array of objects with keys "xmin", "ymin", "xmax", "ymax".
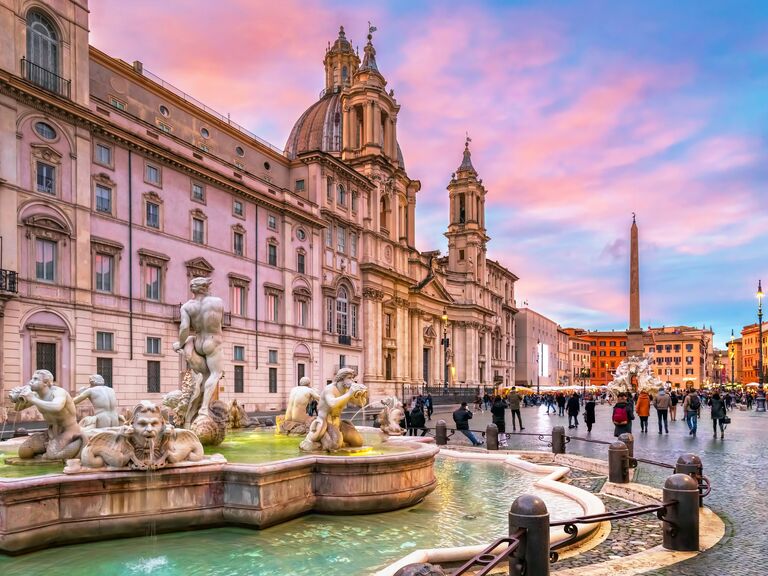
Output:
[{"xmin": 285, "ymin": 91, "xmax": 342, "ymax": 159}]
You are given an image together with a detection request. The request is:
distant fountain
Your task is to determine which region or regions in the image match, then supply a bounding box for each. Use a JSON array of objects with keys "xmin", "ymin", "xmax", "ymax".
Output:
[
  {"xmin": 280, "ymin": 376, "xmax": 320, "ymax": 436},
  {"xmin": 607, "ymin": 352, "xmax": 665, "ymax": 396},
  {"xmin": 376, "ymin": 396, "xmax": 406, "ymax": 436}
]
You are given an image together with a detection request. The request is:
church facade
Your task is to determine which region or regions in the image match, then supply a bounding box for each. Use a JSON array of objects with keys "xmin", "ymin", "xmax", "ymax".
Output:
[{"xmin": 0, "ymin": 2, "xmax": 517, "ymax": 414}]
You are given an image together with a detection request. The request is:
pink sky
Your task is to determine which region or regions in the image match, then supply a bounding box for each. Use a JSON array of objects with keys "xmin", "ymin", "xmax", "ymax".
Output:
[{"xmin": 90, "ymin": 1, "xmax": 768, "ymax": 347}]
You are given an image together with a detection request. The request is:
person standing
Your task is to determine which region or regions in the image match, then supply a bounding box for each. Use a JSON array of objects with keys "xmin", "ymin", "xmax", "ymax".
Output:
[
  {"xmin": 635, "ymin": 389, "xmax": 651, "ymax": 433},
  {"xmin": 409, "ymin": 404, "xmax": 428, "ymax": 436},
  {"xmin": 683, "ymin": 389, "xmax": 701, "ymax": 437},
  {"xmin": 452, "ymin": 402, "xmax": 482, "ymax": 446},
  {"xmin": 612, "ymin": 392, "xmax": 634, "ymax": 437},
  {"xmin": 566, "ymin": 392, "xmax": 580, "ymax": 429},
  {"xmin": 507, "ymin": 387, "xmax": 525, "ymax": 431},
  {"xmin": 556, "ymin": 393, "xmax": 566, "ymax": 417},
  {"xmin": 652, "ymin": 387, "xmax": 670, "ymax": 434},
  {"xmin": 710, "ymin": 392, "xmax": 727, "ymax": 439},
  {"xmin": 584, "ymin": 394, "xmax": 596, "ymax": 433},
  {"xmin": 669, "ymin": 389, "xmax": 679, "ymax": 421},
  {"xmin": 424, "ymin": 394, "xmax": 434, "ymax": 421},
  {"xmin": 491, "ymin": 395, "xmax": 508, "ymax": 447}
]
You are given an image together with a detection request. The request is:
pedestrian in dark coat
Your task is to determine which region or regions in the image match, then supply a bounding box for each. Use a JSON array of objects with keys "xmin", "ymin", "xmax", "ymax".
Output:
[
  {"xmin": 566, "ymin": 393, "xmax": 580, "ymax": 428},
  {"xmin": 490, "ymin": 396, "xmax": 508, "ymax": 447},
  {"xmin": 409, "ymin": 405, "xmax": 427, "ymax": 436},
  {"xmin": 584, "ymin": 395, "xmax": 596, "ymax": 433},
  {"xmin": 612, "ymin": 392, "xmax": 635, "ymax": 437},
  {"xmin": 710, "ymin": 392, "xmax": 727, "ymax": 439}
]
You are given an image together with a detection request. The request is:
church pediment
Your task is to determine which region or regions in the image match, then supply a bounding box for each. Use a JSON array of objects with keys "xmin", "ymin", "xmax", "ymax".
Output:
[
  {"xmin": 185, "ymin": 257, "xmax": 214, "ymax": 278},
  {"xmin": 424, "ymin": 324, "xmax": 437, "ymax": 341},
  {"xmin": 411, "ymin": 275, "xmax": 454, "ymax": 303}
]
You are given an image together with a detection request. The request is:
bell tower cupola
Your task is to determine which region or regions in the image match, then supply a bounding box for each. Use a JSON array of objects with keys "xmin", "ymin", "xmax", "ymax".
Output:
[
  {"xmin": 445, "ymin": 137, "xmax": 489, "ymax": 279},
  {"xmin": 324, "ymin": 26, "xmax": 360, "ymax": 92}
]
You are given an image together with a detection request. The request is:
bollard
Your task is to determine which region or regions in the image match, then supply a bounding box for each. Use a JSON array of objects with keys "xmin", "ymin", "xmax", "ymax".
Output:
[
  {"xmin": 486, "ymin": 423, "xmax": 499, "ymax": 451},
  {"xmin": 618, "ymin": 432, "xmax": 634, "ymax": 458},
  {"xmin": 608, "ymin": 441, "xmax": 630, "ymax": 483},
  {"xmin": 675, "ymin": 453, "xmax": 703, "ymax": 507},
  {"xmin": 551, "ymin": 426, "xmax": 566, "ymax": 454},
  {"xmin": 435, "ymin": 420, "xmax": 447, "ymax": 446},
  {"xmin": 662, "ymin": 473, "xmax": 699, "ymax": 551},
  {"xmin": 509, "ymin": 494, "xmax": 550, "ymax": 576}
]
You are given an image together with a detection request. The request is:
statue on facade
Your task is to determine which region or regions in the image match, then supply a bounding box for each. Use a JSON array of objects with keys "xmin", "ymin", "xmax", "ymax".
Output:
[
  {"xmin": 66, "ymin": 400, "xmax": 213, "ymax": 472},
  {"xmin": 299, "ymin": 368, "xmax": 367, "ymax": 452},
  {"xmin": 165, "ymin": 277, "xmax": 228, "ymax": 445},
  {"xmin": 73, "ymin": 374, "xmax": 120, "ymax": 429},
  {"xmin": 376, "ymin": 396, "xmax": 406, "ymax": 436},
  {"xmin": 281, "ymin": 376, "xmax": 320, "ymax": 435},
  {"xmin": 8, "ymin": 369, "xmax": 83, "ymax": 461}
]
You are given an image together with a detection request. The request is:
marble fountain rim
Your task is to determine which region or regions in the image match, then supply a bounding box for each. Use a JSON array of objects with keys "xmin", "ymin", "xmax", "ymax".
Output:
[{"xmin": 374, "ymin": 448, "xmax": 608, "ymax": 576}]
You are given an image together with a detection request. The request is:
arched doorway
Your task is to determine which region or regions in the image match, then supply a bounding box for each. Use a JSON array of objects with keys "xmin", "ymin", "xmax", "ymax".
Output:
[{"xmin": 21, "ymin": 309, "xmax": 72, "ymax": 391}]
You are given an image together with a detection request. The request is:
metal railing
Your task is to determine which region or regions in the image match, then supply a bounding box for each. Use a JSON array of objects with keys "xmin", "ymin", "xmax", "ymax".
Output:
[
  {"xmin": 21, "ymin": 58, "xmax": 70, "ymax": 98},
  {"xmin": 451, "ymin": 530, "xmax": 525, "ymax": 575},
  {"xmin": 0, "ymin": 269, "xmax": 18, "ymax": 293}
]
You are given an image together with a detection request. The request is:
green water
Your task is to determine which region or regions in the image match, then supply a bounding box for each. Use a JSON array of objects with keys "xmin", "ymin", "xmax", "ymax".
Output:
[
  {"xmin": 0, "ymin": 457, "xmax": 581, "ymax": 576},
  {"xmin": 0, "ymin": 448, "xmax": 62, "ymax": 478}
]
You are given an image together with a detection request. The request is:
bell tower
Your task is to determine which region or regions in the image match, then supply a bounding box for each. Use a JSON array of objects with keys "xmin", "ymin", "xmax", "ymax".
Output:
[
  {"xmin": 445, "ymin": 138, "xmax": 488, "ymax": 280},
  {"xmin": 323, "ymin": 26, "xmax": 359, "ymax": 92}
]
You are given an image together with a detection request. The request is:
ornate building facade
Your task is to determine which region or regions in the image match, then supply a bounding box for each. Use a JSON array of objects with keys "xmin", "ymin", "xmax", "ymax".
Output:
[{"xmin": 0, "ymin": 3, "xmax": 517, "ymax": 414}]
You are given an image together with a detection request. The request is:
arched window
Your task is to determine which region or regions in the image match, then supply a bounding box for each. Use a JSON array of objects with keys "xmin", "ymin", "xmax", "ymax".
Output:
[
  {"xmin": 337, "ymin": 184, "xmax": 346, "ymax": 207},
  {"xmin": 336, "ymin": 287, "xmax": 348, "ymax": 335},
  {"xmin": 380, "ymin": 196, "xmax": 389, "ymax": 232},
  {"xmin": 342, "ymin": 66, "xmax": 348, "ymax": 82},
  {"xmin": 26, "ymin": 11, "xmax": 59, "ymax": 88}
]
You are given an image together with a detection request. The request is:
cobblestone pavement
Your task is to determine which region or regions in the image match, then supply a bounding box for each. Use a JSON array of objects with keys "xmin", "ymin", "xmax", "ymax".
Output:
[{"xmin": 430, "ymin": 401, "xmax": 767, "ymax": 575}]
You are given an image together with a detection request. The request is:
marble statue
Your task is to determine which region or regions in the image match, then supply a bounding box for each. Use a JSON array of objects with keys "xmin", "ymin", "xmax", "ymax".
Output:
[
  {"xmin": 171, "ymin": 276, "xmax": 224, "ymax": 422},
  {"xmin": 8, "ymin": 369, "xmax": 83, "ymax": 461},
  {"xmin": 228, "ymin": 399, "xmax": 256, "ymax": 429},
  {"xmin": 607, "ymin": 352, "xmax": 664, "ymax": 397},
  {"xmin": 299, "ymin": 368, "xmax": 367, "ymax": 452},
  {"xmin": 394, "ymin": 564, "xmax": 447, "ymax": 576},
  {"xmin": 281, "ymin": 376, "xmax": 319, "ymax": 435},
  {"xmin": 73, "ymin": 374, "xmax": 120, "ymax": 429},
  {"xmin": 377, "ymin": 396, "xmax": 406, "ymax": 436},
  {"xmin": 164, "ymin": 369, "xmax": 228, "ymax": 445},
  {"xmin": 68, "ymin": 400, "xmax": 209, "ymax": 472}
]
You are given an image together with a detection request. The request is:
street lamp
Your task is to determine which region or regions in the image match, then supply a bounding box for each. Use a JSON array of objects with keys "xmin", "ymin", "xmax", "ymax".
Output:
[
  {"xmin": 579, "ymin": 364, "xmax": 590, "ymax": 400},
  {"xmin": 441, "ymin": 308, "xmax": 449, "ymax": 390},
  {"xmin": 730, "ymin": 329, "xmax": 735, "ymax": 387},
  {"xmin": 757, "ymin": 281, "xmax": 766, "ymax": 411}
]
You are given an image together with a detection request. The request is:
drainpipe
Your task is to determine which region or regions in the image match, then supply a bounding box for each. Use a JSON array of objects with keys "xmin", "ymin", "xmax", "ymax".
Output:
[{"xmin": 128, "ymin": 150, "xmax": 134, "ymax": 360}]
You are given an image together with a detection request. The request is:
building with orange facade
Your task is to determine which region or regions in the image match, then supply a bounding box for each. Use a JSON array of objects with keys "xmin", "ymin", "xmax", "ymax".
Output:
[
  {"xmin": 740, "ymin": 323, "xmax": 768, "ymax": 383},
  {"xmin": 563, "ymin": 329, "xmax": 627, "ymax": 386}
]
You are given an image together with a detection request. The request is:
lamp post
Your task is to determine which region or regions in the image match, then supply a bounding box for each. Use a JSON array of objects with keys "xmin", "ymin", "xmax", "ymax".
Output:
[
  {"xmin": 757, "ymin": 281, "xmax": 765, "ymax": 411},
  {"xmin": 730, "ymin": 329, "xmax": 735, "ymax": 387},
  {"xmin": 579, "ymin": 365, "xmax": 590, "ymax": 400},
  {"xmin": 441, "ymin": 308, "xmax": 449, "ymax": 390}
]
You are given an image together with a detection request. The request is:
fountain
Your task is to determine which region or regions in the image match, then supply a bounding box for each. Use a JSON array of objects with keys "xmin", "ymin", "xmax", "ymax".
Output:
[{"xmin": 607, "ymin": 351, "xmax": 666, "ymax": 396}]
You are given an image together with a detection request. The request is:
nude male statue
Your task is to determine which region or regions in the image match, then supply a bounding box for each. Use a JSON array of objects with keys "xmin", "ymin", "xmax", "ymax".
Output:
[
  {"xmin": 284, "ymin": 376, "xmax": 320, "ymax": 423},
  {"xmin": 73, "ymin": 374, "xmax": 120, "ymax": 429},
  {"xmin": 9, "ymin": 369, "xmax": 82, "ymax": 460},
  {"xmin": 300, "ymin": 368, "xmax": 367, "ymax": 451},
  {"xmin": 172, "ymin": 276, "xmax": 224, "ymax": 423}
]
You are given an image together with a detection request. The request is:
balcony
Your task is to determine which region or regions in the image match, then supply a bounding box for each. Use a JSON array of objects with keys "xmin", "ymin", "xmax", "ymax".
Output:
[
  {"xmin": 0, "ymin": 270, "xmax": 18, "ymax": 293},
  {"xmin": 21, "ymin": 58, "xmax": 70, "ymax": 99}
]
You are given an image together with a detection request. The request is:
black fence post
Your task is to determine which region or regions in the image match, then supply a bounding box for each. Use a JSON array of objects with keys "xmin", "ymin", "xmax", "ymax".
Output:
[
  {"xmin": 617, "ymin": 432, "xmax": 634, "ymax": 458},
  {"xmin": 435, "ymin": 420, "xmax": 447, "ymax": 446},
  {"xmin": 662, "ymin": 473, "xmax": 700, "ymax": 551},
  {"xmin": 509, "ymin": 494, "xmax": 550, "ymax": 576},
  {"xmin": 608, "ymin": 441, "xmax": 630, "ymax": 483},
  {"xmin": 551, "ymin": 426, "xmax": 566, "ymax": 454},
  {"xmin": 486, "ymin": 423, "xmax": 499, "ymax": 451},
  {"xmin": 675, "ymin": 453, "xmax": 704, "ymax": 507}
]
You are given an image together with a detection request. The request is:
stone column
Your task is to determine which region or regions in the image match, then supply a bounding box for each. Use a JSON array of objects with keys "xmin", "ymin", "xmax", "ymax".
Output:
[
  {"xmin": 410, "ymin": 310, "xmax": 420, "ymax": 381},
  {"xmin": 366, "ymin": 101, "xmax": 374, "ymax": 145},
  {"xmin": 373, "ymin": 102, "xmax": 382, "ymax": 147},
  {"xmin": 342, "ymin": 106, "xmax": 351, "ymax": 150}
]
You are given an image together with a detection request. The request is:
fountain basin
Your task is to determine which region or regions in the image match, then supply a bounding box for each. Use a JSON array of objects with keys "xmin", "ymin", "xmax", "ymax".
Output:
[{"xmin": 0, "ymin": 441, "xmax": 438, "ymax": 554}]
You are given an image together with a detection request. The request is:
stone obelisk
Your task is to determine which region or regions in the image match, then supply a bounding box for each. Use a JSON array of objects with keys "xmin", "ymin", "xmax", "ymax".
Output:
[{"xmin": 626, "ymin": 213, "xmax": 644, "ymax": 358}]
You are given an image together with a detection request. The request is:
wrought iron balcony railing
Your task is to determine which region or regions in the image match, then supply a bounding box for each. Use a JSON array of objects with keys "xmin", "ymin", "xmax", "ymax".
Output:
[
  {"xmin": 21, "ymin": 58, "xmax": 71, "ymax": 99},
  {"xmin": 0, "ymin": 269, "xmax": 18, "ymax": 293}
]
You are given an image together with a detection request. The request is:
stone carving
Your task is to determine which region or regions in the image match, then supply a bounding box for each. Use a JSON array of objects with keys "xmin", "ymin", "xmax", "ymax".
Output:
[
  {"xmin": 281, "ymin": 376, "xmax": 320, "ymax": 436},
  {"xmin": 8, "ymin": 369, "xmax": 83, "ymax": 461},
  {"xmin": 300, "ymin": 368, "xmax": 368, "ymax": 452},
  {"xmin": 228, "ymin": 399, "xmax": 253, "ymax": 429},
  {"xmin": 66, "ymin": 400, "xmax": 214, "ymax": 473},
  {"xmin": 394, "ymin": 564, "xmax": 447, "ymax": 576},
  {"xmin": 607, "ymin": 352, "xmax": 664, "ymax": 396},
  {"xmin": 167, "ymin": 276, "xmax": 228, "ymax": 445},
  {"xmin": 73, "ymin": 374, "xmax": 120, "ymax": 429},
  {"xmin": 376, "ymin": 396, "xmax": 406, "ymax": 436}
]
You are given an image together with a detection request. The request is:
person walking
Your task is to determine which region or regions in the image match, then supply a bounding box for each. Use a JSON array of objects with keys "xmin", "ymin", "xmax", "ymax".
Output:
[
  {"xmin": 491, "ymin": 395, "xmax": 508, "ymax": 447},
  {"xmin": 710, "ymin": 392, "xmax": 727, "ymax": 439},
  {"xmin": 556, "ymin": 393, "xmax": 566, "ymax": 417},
  {"xmin": 452, "ymin": 402, "xmax": 482, "ymax": 446},
  {"xmin": 612, "ymin": 392, "xmax": 635, "ymax": 437},
  {"xmin": 669, "ymin": 390, "xmax": 679, "ymax": 421},
  {"xmin": 635, "ymin": 389, "xmax": 651, "ymax": 433},
  {"xmin": 507, "ymin": 387, "xmax": 525, "ymax": 431},
  {"xmin": 683, "ymin": 389, "xmax": 701, "ymax": 437},
  {"xmin": 584, "ymin": 394, "xmax": 596, "ymax": 433},
  {"xmin": 652, "ymin": 387, "xmax": 670, "ymax": 434},
  {"xmin": 545, "ymin": 393, "xmax": 556, "ymax": 414},
  {"xmin": 566, "ymin": 392, "xmax": 580, "ymax": 429},
  {"xmin": 424, "ymin": 394, "xmax": 434, "ymax": 420},
  {"xmin": 409, "ymin": 404, "xmax": 428, "ymax": 436}
]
